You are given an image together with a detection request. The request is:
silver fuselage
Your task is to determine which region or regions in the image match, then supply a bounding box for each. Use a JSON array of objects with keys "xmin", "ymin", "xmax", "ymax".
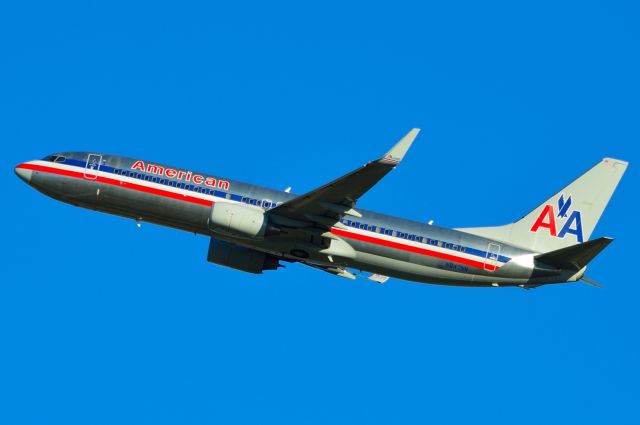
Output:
[{"xmin": 15, "ymin": 152, "xmax": 581, "ymax": 287}]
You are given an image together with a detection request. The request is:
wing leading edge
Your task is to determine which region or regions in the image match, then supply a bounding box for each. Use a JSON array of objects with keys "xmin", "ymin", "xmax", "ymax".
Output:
[{"xmin": 268, "ymin": 128, "xmax": 420, "ymax": 227}]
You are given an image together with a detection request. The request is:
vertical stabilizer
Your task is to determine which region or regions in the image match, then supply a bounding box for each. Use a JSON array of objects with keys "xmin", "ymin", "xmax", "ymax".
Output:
[{"xmin": 459, "ymin": 158, "xmax": 628, "ymax": 252}]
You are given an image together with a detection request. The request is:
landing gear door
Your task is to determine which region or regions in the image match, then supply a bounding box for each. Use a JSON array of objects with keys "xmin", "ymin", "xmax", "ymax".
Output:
[
  {"xmin": 84, "ymin": 154, "xmax": 102, "ymax": 180},
  {"xmin": 484, "ymin": 243, "xmax": 501, "ymax": 272}
]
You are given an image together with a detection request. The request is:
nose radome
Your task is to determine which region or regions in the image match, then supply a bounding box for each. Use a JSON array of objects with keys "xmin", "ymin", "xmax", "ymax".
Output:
[{"xmin": 15, "ymin": 165, "xmax": 32, "ymax": 183}]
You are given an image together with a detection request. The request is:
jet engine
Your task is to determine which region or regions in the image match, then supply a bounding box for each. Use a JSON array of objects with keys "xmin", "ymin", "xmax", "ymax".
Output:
[
  {"xmin": 207, "ymin": 237, "xmax": 281, "ymax": 274},
  {"xmin": 208, "ymin": 201, "xmax": 277, "ymax": 238}
]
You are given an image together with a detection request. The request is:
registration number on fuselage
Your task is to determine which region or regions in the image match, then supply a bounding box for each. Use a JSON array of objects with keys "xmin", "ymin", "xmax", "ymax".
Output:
[{"xmin": 440, "ymin": 262, "xmax": 469, "ymax": 273}]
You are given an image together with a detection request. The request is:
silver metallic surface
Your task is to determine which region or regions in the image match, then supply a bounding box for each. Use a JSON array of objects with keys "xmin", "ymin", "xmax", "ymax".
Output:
[{"xmin": 14, "ymin": 134, "xmax": 627, "ymax": 288}]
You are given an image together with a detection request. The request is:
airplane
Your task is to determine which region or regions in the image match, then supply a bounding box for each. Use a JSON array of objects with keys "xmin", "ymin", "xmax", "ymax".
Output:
[{"xmin": 14, "ymin": 129, "xmax": 628, "ymax": 289}]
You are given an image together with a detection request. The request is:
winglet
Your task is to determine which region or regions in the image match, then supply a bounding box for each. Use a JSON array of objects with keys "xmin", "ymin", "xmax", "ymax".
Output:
[{"xmin": 379, "ymin": 128, "xmax": 420, "ymax": 165}]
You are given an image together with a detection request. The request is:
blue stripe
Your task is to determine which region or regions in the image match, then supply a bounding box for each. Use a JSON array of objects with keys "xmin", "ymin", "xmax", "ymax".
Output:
[{"xmin": 464, "ymin": 246, "xmax": 511, "ymax": 263}]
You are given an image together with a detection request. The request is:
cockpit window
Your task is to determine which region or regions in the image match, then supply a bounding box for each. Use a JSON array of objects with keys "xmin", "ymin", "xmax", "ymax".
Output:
[{"xmin": 42, "ymin": 155, "xmax": 67, "ymax": 163}]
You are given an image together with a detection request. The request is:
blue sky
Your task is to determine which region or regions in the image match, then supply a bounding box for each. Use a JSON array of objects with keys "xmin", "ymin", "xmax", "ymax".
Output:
[{"xmin": 1, "ymin": 1, "xmax": 639, "ymax": 424}]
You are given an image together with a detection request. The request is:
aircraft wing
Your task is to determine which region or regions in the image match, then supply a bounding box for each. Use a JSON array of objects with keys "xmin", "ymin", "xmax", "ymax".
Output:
[{"xmin": 268, "ymin": 129, "xmax": 420, "ymax": 227}]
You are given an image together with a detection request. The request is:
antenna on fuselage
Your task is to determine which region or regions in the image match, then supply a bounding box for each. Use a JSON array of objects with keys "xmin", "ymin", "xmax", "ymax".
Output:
[
  {"xmin": 135, "ymin": 218, "xmax": 142, "ymax": 228},
  {"xmin": 427, "ymin": 220, "xmax": 434, "ymax": 225},
  {"xmin": 284, "ymin": 187, "xmax": 292, "ymax": 193}
]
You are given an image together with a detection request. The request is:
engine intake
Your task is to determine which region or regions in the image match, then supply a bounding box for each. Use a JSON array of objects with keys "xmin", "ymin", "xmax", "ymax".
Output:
[
  {"xmin": 208, "ymin": 201, "xmax": 269, "ymax": 238},
  {"xmin": 207, "ymin": 238, "xmax": 280, "ymax": 274}
]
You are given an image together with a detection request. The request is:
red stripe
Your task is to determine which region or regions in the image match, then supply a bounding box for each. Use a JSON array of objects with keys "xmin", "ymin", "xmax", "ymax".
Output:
[
  {"xmin": 18, "ymin": 162, "xmax": 498, "ymax": 272},
  {"xmin": 330, "ymin": 227, "xmax": 498, "ymax": 271},
  {"xmin": 17, "ymin": 163, "xmax": 214, "ymax": 207}
]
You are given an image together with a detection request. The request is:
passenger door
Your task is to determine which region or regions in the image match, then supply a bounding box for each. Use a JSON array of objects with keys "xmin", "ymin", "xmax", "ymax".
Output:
[
  {"xmin": 84, "ymin": 154, "xmax": 102, "ymax": 180},
  {"xmin": 484, "ymin": 243, "xmax": 501, "ymax": 271}
]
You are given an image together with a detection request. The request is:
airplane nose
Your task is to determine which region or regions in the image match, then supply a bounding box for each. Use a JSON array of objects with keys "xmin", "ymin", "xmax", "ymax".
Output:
[{"xmin": 14, "ymin": 165, "xmax": 32, "ymax": 183}]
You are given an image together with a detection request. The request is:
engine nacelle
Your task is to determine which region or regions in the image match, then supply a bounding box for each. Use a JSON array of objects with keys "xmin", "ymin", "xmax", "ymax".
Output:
[
  {"xmin": 208, "ymin": 201, "xmax": 268, "ymax": 238},
  {"xmin": 207, "ymin": 238, "xmax": 280, "ymax": 274}
]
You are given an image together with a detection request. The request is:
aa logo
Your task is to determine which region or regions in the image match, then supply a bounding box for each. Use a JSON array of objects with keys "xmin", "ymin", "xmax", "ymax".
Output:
[{"xmin": 530, "ymin": 194, "xmax": 584, "ymax": 242}]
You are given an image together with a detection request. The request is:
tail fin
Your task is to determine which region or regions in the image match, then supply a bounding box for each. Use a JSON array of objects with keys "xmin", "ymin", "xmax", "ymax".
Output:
[{"xmin": 459, "ymin": 158, "xmax": 628, "ymax": 252}]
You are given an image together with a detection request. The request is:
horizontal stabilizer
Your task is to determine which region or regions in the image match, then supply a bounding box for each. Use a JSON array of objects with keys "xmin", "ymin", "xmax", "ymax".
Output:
[
  {"xmin": 535, "ymin": 237, "xmax": 613, "ymax": 270},
  {"xmin": 581, "ymin": 276, "xmax": 604, "ymax": 288}
]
